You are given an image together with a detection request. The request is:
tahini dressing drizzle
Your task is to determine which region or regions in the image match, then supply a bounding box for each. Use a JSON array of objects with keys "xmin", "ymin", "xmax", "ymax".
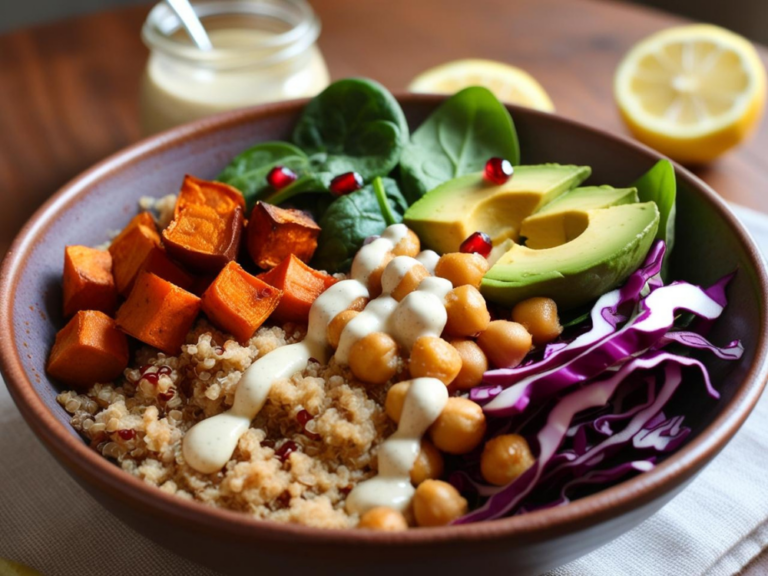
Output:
[{"xmin": 182, "ymin": 224, "xmax": 452, "ymax": 513}]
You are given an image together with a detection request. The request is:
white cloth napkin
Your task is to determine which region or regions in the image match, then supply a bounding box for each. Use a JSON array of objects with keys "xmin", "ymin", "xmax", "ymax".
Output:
[{"xmin": 1, "ymin": 206, "xmax": 767, "ymax": 576}]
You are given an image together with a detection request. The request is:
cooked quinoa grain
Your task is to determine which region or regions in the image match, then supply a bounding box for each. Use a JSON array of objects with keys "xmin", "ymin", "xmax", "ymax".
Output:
[{"xmin": 57, "ymin": 320, "xmax": 395, "ymax": 528}]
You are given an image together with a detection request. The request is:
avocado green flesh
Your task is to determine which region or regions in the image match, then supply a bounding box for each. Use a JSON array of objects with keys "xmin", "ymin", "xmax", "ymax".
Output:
[
  {"xmin": 482, "ymin": 202, "xmax": 660, "ymax": 309},
  {"xmin": 404, "ymin": 164, "xmax": 591, "ymax": 254},
  {"xmin": 521, "ymin": 186, "xmax": 639, "ymax": 249}
]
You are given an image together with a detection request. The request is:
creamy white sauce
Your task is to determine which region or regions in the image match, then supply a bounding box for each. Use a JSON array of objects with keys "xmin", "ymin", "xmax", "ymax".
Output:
[
  {"xmin": 350, "ymin": 225, "xmax": 409, "ymax": 287},
  {"xmin": 183, "ymin": 280, "xmax": 367, "ymax": 473},
  {"xmin": 140, "ymin": 29, "xmax": 330, "ymax": 134},
  {"xmin": 345, "ymin": 378, "xmax": 448, "ymax": 515},
  {"xmin": 416, "ymin": 250, "xmax": 440, "ymax": 274},
  {"xmin": 391, "ymin": 289, "xmax": 449, "ymax": 350},
  {"xmin": 335, "ymin": 296, "xmax": 398, "ymax": 365},
  {"xmin": 183, "ymin": 223, "xmax": 454, "ymax": 515},
  {"xmin": 380, "ymin": 255, "xmax": 422, "ymax": 295}
]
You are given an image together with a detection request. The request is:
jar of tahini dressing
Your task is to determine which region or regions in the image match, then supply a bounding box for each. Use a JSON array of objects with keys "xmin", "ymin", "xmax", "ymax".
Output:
[{"xmin": 140, "ymin": 0, "xmax": 330, "ymax": 134}]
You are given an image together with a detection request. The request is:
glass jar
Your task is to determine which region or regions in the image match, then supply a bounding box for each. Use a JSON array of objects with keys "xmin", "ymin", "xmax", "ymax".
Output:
[{"xmin": 139, "ymin": 0, "xmax": 330, "ymax": 134}]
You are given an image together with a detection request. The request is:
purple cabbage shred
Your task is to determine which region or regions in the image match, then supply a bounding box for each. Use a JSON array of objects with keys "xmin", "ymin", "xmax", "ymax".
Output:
[{"xmin": 453, "ymin": 241, "xmax": 743, "ymax": 523}]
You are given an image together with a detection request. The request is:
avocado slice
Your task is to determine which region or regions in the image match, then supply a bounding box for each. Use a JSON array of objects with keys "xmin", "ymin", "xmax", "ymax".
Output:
[
  {"xmin": 521, "ymin": 186, "xmax": 639, "ymax": 249},
  {"xmin": 404, "ymin": 164, "xmax": 591, "ymax": 254},
  {"xmin": 482, "ymin": 202, "xmax": 660, "ymax": 309}
]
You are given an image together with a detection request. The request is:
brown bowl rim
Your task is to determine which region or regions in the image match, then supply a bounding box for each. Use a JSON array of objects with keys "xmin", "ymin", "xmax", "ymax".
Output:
[{"xmin": 1, "ymin": 94, "xmax": 767, "ymax": 547}]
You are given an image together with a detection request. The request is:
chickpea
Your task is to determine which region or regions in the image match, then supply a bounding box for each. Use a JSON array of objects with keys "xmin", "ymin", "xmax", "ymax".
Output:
[
  {"xmin": 368, "ymin": 252, "xmax": 394, "ymax": 298},
  {"xmin": 477, "ymin": 320, "xmax": 532, "ymax": 369},
  {"xmin": 429, "ymin": 397, "xmax": 486, "ymax": 454},
  {"xmin": 385, "ymin": 381, "xmax": 410, "ymax": 423},
  {"xmin": 480, "ymin": 434, "xmax": 535, "ymax": 486},
  {"xmin": 410, "ymin": 439, "xmax": 445, "ymax": 485},
  {"xmin": 449, "ymin": 339, "xmax": 488, "ymax": 390},
  {"xmin": 413, "ymin": 480, "xmax": 468, "ymax": 527},
  {"xmin": 409, "ymin": 336, "xmax": 462, "ymax": 385},
  {"xmin": 358, "ymin": 506, "xmax": 409, "ymax": 531},
  {"xmin": 391, "ymin": 263, "xmax": 430, "ymax": 301},
  {"xmin": 511, "ymin": 297, "xmax": 563, "ymax": 347},
  {"xmin": 392, "ymin": 229, "xmax": 421, "ymax": 257},
  {"xmin": 444, "ymin": 285, "xmax": 491, "ymax": 337},
  {"xmin": 348, "ymin": 296, "xmax": 369, "ymax": 312},
  {"xmin": 349, "ymin": 332, "xmax": 399, "ymax": 385},
  {"xmin": 327, "ymin": 310, "xmax": 359, "ymax": 349},
  {"xmin": 434, "ymin": 253, "xmax": 490, "ymax": 289}
]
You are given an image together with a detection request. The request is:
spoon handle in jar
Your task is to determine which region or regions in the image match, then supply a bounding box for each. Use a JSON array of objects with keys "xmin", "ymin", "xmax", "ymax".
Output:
[{"xmin": 165, "ymin": 0, "xmax": 213, "ymax": 51}]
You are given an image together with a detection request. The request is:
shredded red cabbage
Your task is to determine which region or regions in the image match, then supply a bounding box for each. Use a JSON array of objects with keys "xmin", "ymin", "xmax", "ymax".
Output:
[
  {"xmin": 453, "ymin": 241, "xmax": 743, "ymax": 523},
  {"xmin": 456, "ymin": 352, "xmax": 719, "ymax": 523},
  {"xmin": 475, "ymin": 257, "xmax": 727, "ymax": 417},
  {"xmin": 471, "ymin": 241, "xmax": 667, "ymax": 402}
]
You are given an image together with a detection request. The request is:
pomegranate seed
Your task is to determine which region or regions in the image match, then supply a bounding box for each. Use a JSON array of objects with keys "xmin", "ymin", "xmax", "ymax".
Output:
[
  {"xmin": 143, "ymin": 372, "xmax": 159, "ymax": 385},
  {"xmin": 117, "ymin": 429, "xmax": 136, "ymax": 441},
  {"xmin": 484, "ymin": 157, "xmax": 514, "ymax": 184},
  {"xmin": 275, "ymin": 440, "xmax": 298, "ymax": 462},
  {"xmin": 139, "ymin": 364, "xmax": 152, "ymax": 375},
  {"xmin": 215, "ymin": 347, "xmax": 224, "ymax": 355},
  {"xmin": 297, "ymin": 410, "xmax": 313, "ymax": 426},
  {"xmin": 158, "ymin": 388, "xmax": 175, "ymax": 402},
  {"xmin": 297, "ymin": 409, "xmax": 321, "ymax": 440},
  {"xmin": 460, "ymin": 231, "xmax": 493, "ymax": 258},
  {"xmin": 266, "ymin": 166, "xmax": 297, "ymax": 190},
  {"xmin": 329, "ymin": 172, "xmax": 363, "ymax": 196},
  {"xmin": 157, "ymin": 366, "xmax": 172, "ymax": 376}
]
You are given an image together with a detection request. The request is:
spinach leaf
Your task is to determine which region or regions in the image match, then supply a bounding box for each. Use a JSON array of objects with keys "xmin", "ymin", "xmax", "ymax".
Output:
[
  {"xmin": 284, "ymin": 193, "xmax": 336, "ymax": 222},
  {"xmin": 312, "ymin": 178, "xmax": 408, "ymax": 273},
  {"xmin": 373, "ymin": 177, "xmax": 398, "ymax": 227},
  {"xmin": 262, "ymin": 172, "xmax": 333, "ymax": 206},
  {"xmin": 292, "ymin": 78, "xmax": 409, "ymax": 180},
  {"xmin": 217, "ymin": 141, "xmax": 310, "ymax": 209},
  {"xmin": 399, "ymin": 86, "xmax": 520, "ymax": 203},
  {"xmin": 633, "ymin": 159, "xmax": 676, "ymax": 278}
]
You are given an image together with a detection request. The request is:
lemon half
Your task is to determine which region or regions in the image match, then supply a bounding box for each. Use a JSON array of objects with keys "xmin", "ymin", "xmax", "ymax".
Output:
[
  {"xmin": 409, "ymin": 59, "xmax": 555, "ymax": 112},
  {"xmin": 615, "ymin": 24, "xmax": 766, "ymax": 163}
]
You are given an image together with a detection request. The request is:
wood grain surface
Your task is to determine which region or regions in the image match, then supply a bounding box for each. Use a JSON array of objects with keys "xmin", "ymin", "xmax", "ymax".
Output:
[
  {"xmin": 0, "ymin": 0, "xmax": 766, "ymax": 262},
  {"xmin": 0, "ymin": 1, "xmax": 767, "ymax": 572}
]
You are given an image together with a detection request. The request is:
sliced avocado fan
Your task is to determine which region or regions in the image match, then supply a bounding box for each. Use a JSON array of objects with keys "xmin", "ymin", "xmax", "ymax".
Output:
[
  {"xmin": 521, "ymin": 186, "xmax": 639, "ymax": 249},
  {"xmin": 404, "ymin": 164, "xmax": 591, "ymax": 254},
  {"xmin": 482, "ymin": 201, "xmax": 660, "ymax": 309}
]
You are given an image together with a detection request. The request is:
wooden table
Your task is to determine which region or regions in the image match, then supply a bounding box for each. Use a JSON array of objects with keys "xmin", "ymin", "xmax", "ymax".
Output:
[
  {"xmin": 0, "ymin": 1, "xmax": 766, "ymax": 571},
  {"xmin": 1, "ymin": 0, "xmax": 767, "ymax": 259}
]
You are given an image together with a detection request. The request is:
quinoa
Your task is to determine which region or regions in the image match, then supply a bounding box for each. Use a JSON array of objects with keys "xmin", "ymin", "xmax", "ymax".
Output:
[
  {"xmin": 57, "ymin": 319, "xmax": 396, "ymax": 528},
  {"xmin": 139, "ymin": 193, "xmax": 177, "ymax": 229}
]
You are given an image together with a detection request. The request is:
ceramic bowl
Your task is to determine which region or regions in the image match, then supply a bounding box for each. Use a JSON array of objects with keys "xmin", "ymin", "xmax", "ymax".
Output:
[{"xmin": 1, "ymin": 95, "xmax": 766, "ymax": 576}]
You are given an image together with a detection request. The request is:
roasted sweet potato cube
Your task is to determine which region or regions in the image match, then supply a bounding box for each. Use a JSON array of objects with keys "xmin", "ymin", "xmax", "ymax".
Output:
[
  {"xmin": 109, "ymin": 212, "xmax": 161, "ymax": 295},
  {"xmin": 247, "ymin": 202, "xmax": 320, "ymax": 269},
  {"xmin": 116, "ymin": 271, "xmax": 201, "ymax": 354},
  {"xmin": 174, "ymin": 175, "xmax": 245, "ymax": 219},
  {"xmin": 113, "ymin": 212, "xmax": 156, "ymax": 241},
  {"xmin": 258, "ymin": 255, "xmax": 337, "ymax": 324},
  {"xmin": 62, "ymin": 245, "xmax": 118, "ymax": 317},
  {"xmin": 137, "ymin": 248, "xmax": 194, "ymax": 292},
  {"xmin": 47, "ymin": 310, "xmax": 129, "ymax": 388},
  {"xmin": 163, "ymin": 203, "xmax": 244, "ymax": 274},
  {"xmin": 202, "ymin": 262, "xmax": 283, "ymax": 342}
]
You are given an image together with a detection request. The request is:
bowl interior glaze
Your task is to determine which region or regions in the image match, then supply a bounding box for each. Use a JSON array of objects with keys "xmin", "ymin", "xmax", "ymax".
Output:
[{"xmin": 1, "ymin": 95, "xmax": 766, "ymax": 574}]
